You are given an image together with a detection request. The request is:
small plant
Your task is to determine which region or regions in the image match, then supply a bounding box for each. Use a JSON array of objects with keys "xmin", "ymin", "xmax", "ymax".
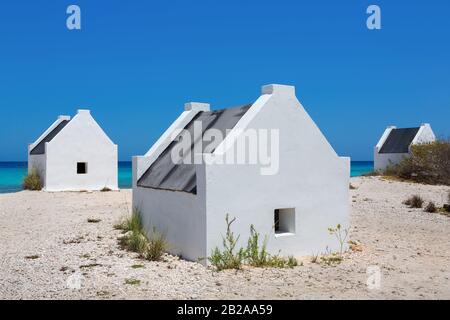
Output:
[
  {"xmin": 424, "ymin": 202, "xmax": 437, "ymax": 213},
  {"xmin": 114, "ymin": 208, "xmax": 143, "ymax": 233},
  {"xmin": 115, "ymin": 208, "xmax": 167, "ymax": 262},
  {"xmin": 403, "ymin": 195, "xmax": 424, "ymax": 208},
  {"xmin": 101, "ymin": 187, "xmax": 112, "ymax": 192},
  {"xmin": 445, "ymin": 192, "xmax": 450, "ymax": 212},
  {"xmin": 120, "ymin": 230, "xmax": 148, "ymax": 254},
  {"xmin": 246, "ymin": 225, "xmax": 269, "ymax": 267},
  {"xmin": 245, "ymin": 225, "xmax": 297, "ymax": 268},
  {"xmin": 125, "ymin": 278, "xmax": 141, "ymax": 286},
  {"xmin": 87, "ymin": 218, "xmax": 101, "ymax": 223},
  {"xmin": 25, "ymin": 255, "xmax": 40, "ymax": 260},
  {"xmin": 328, "ymin": 224, "xmax": 349, "ymax": 257},
  {"xmin": 23, "ymin": 170, "xmax": 42, "ymax": 191},
  {"xmin": 310, "ymin": 252, "xmax": 319, "ymax": 263},
  {"xmin": 144, "ymin": 228, "xmax": 168, "ymax": 262},
  {"xmin": 209, "ymin": 214, "xmax": 246, "ymax": 271},
  {"xmin": 320, "ymin": 253, "xmax": 343, "ymax": 266},
  {"xmin": 131, "ymin": 264, "xmax": 145, "ymax": 269}
]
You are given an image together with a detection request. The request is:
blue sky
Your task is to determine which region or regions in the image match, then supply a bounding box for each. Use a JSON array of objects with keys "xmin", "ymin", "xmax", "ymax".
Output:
[{"xmin": 0, "ymin": 0, "xmax": 449, "ymax": 161}]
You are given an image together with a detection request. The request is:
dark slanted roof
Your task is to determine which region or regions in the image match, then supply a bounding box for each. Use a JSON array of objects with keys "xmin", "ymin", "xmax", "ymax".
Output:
[
  {"xmin": 30, "ymin": 120, "xmax": 70, "ymax": 155},
  {"xmin": 137, "ymin": 104, "xmax": 252, "ymax": 194},
  {"xmin": 379, "ymin": 127, "xmax": 420, "ymax": 154}
]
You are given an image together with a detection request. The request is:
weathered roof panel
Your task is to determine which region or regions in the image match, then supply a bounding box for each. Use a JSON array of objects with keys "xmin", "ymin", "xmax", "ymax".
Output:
[
  {"xmin": 379, "ymin": 127, "xmax": 420, "ymax": 154},
  {"xmin": 137, "ymin": 104, "xmax": 251, "ymax": 193},
  {"xmin": 30, "ymin": 120, "xmax": 70, "ymax": 155}
]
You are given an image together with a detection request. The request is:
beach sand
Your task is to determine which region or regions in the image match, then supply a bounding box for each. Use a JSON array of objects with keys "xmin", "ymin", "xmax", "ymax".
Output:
[{"xmin": 0, "ymin": 176, "xmax": 449, "ymax": 300}]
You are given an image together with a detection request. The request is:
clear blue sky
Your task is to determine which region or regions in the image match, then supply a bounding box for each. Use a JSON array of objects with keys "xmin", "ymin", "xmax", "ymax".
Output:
[{"xmin": 0, "ymin": 0, "xmax": 449, "ymax": 161}]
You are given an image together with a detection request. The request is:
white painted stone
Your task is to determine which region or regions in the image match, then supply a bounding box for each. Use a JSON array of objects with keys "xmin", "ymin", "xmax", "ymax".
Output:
[{"xmin": 28, "ymin": 110, "xmax": 118, "ymax": 192}]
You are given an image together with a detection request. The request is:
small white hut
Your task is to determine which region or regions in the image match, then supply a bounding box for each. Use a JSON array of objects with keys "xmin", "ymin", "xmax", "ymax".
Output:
[
  {"xmin": 28, "ymin": 109, "xmax": 118, "ymax": 192},
  {"xmin": 374, "ymin": 124, "xmax": 436, "ymax": 172},
  {"xmin": 133, "ymin": 84, "xmax": 350, "ymax": 263}
]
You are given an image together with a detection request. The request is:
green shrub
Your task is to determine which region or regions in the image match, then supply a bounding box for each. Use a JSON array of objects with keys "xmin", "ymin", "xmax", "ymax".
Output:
[
  {"xmin": 246, "ymin": 225, "xmax": 269, "ymax": 267},
  {"xmin": 403, "ymin": 195, "xmax": 424, "ymax": 208},
  {"xmin": 115, "ymin": 208, "xmax": 167, "ymax": 262},
  {"xmin": 209, "ymin": 216, "xmax": 299, "ymax": 271},
  {"xmin": 114, "ymin": 208, "xmax": 142, "ymax": 233},
  {"xmin": 209, "ymin": 214, "xmax": 246, "ymax": 271},
  {"xmin": 245, "ymin": 225, "xmax": 297, "ymax": 268},
  {"xmin": 384, "ymin": 140, "xmax": 450, "ymax": 185},
  {"xmin": 424, "ymin": 202, "xmax": 437, "ymax": 213},
  {"xmin": 144, "ymin": 228, "xmax": 168, "ymax": 262},
  {"xmin": 23, "ymin": 170, "xmax": 42, "ymax": 191},
  {"xmin": 320, "ymin": 253, "xmax": 343, "ymax": 266},
  {"xmin": 328, "ymin": 224, "xmax": 349, "ymax": 256},
  {"xmin": 120, "ymin": 231, "xmax": 148, "ymax": 254}
]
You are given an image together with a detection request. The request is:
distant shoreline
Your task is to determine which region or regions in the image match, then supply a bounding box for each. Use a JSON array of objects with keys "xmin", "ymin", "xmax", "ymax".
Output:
[{"xmin": 0, "ymin": 161, "xmax": 374, "ymax": 194}]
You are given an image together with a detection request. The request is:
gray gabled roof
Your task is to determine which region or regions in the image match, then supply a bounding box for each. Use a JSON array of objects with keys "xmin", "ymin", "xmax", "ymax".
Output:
[
  {"xmin": 379, "ymin": 127, "xmax": 420, "ymax": 154},
  {"xmin": 137, "ymin": 104, "xmax": 252, "ymax": 194},
  {"xmin": 30, "ymin": 120, "xmax": 70, "ymax": 155}
]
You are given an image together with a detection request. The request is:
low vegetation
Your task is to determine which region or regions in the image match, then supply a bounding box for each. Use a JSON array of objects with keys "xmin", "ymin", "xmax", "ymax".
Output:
[
  {"xmin": 100, "ymin": 187, "xmax": 112, "ymax": 192},
  {"xmin": 25, "ymin": 255, "xmax": 40, "ymax": 260},
  {"xmin": 424, "ymin": 202, "xmax": 437, "ymax": 213},
  {"xmin": 403, "ymin": 195, "xmax": 424, "ymax": 208},
  {"xmin": 115, "ymin": 208, "xmax": 168, "ymax": 262},
  {"xmin": 328, "ymin": 224, "xmax": 349, "ymax": 257},
  {"xmin": 445, "ymin": 192, "xmax": 450, "ymax": 212},
  {"xmin": 22, "ymin": 170, "xmax": 42, "ymax": 191},
  {"xmin": 209, "ymin": 215, "xmax": 247, "ymax": 271},
  {"xmin": 124, "ymin": 278, "xmax": 141, "ymax": 286},
  {"xmin": 246, "ymin": 225, "xmax": 298, "ymax": 268},
  {"xmin": 209, "ymin": 215, "xmax": 298, "ymax": 271},
  {"xmin": 317, "ymin": 224, "xmax": 350, "ymax": 266},
  {"xmin": 384, "ymin": 140, "xmax": 450, "ymax": 186}
]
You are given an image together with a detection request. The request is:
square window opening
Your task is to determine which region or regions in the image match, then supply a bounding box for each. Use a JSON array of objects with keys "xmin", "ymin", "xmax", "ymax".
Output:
[
  {"xmin": 77, "ymin": 162, "xmax": 87, "ymax": 174},
  {"xmin": 274, "ymin": 208, "xmax": 295, "ymax": 235}
]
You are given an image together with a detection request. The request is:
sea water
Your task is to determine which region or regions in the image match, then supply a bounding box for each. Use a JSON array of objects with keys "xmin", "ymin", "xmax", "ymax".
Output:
[{"xmin": 0, "ymin": 161, "xmax": 373, "ymax": 194}]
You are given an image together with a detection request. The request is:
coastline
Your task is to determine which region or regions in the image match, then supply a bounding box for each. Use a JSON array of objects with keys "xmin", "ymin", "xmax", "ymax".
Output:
[{"xmin": 0, "ymin": 161, "xmax": 373, "ymax": 194}]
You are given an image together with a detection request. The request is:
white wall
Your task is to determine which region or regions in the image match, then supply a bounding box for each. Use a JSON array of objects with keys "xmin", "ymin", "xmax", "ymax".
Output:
[
  {"xmin": 413, "ymin": 123, "xmax": 436, "ymax": 144},
  {"xmin": 28, "ymin": 153, "xmax": 47, "ymax": 186},
  {"xmin": 132, "ymin": 169, "xmax": 207, "ymax": 262},
  {"xmin": 204, "ymin": 85, "xmax": 350, "ymax": 260},
  {"xmin": 374, "ymin": 150, "xmax": 408, "ymax": 172},
  {"xmin": 44, "ymin": 110, "xmax": 118, "ymax": 191}
]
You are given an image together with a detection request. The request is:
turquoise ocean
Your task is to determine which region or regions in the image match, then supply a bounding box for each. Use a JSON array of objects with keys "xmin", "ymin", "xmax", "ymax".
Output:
[{"xmin": 0, "ymin": 161, "xmax": 373, "ymax": 194}]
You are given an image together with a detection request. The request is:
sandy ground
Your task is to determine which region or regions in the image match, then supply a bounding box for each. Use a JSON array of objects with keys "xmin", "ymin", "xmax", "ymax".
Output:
[{"xmin": 0, "ymin": 176, "xmax": 449, "ymax": 300}]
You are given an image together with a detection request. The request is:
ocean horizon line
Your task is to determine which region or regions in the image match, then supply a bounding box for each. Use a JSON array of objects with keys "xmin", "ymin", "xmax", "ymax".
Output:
[{"xmin": 0, "ymin": 161, "xmax": 374, "ymax": 194}]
